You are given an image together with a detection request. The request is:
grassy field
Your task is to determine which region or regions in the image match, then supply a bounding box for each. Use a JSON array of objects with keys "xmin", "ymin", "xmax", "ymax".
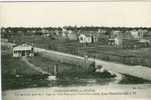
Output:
[
  {"xmin": 6, "ymin": 35, "xmax": 151, "ymax": 67},
  {"xmin": 2, "ymin": 34, "xmax": 151, "ymax": 90},
  {"xmin": 1, "ymin": 45, "xmax": 115, "ymax": 90},
  {"xmin": 1, "ymin": 53, "xmax": 42, "ymax": 90},
  {"xmin": 27, "ymin": 54, "xmax": 115, "ymax": 79}
]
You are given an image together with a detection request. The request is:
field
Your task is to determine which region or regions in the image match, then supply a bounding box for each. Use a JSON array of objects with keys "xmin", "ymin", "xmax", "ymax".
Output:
[
  {"xmin": 1, "ymin": 46, "xmax": 115, "ymax": 90},
  {"xmin": 2, "ymin": 32, "xmax": 151, "ymax": 90},
  {"xmin": 6, "ymin": 34, "xmax": 151, "ymax": 67}
]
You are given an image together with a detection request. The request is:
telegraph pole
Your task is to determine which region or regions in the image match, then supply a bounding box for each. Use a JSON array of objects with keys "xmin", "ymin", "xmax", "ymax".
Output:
[{"xmin": 54, "ymin": 64, "xmax": 57, "ymax": 76}]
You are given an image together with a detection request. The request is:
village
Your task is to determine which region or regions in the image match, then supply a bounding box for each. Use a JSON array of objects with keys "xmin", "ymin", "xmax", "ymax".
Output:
[
  {"xmin": 2, "ymin": 26, "xmax": 151, "ymax": 61},
  {"xmin": 2, "ymin": 27, "xmax": 151, "ymax": 47},
  {"xmin": 1, "ymin": 26, "xmax": 151, "ymax": 90},
  {"xmin": 2, "ymin": 1, "xmax": 151, "ymax": 99}
]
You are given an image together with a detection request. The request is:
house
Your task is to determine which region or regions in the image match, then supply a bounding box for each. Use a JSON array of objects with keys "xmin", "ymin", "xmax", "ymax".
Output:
[
  {"xmin": 108, "ymin": 31, "xmax": 124, "ymax": 47},
  {"xmin": 130, "ymin": 30, "xmax": 140, "ymax": 39},
  {"xmin": 108, "ymin": 37, "xmax": 123, "ymax": 47},
  {"xmin": 137, "ymin": 39, "xmax": 150, "ymax": 47},
  {"xmin": 98, "ymin": 29, "xmax": 106, "ymax": 34},
  {"xmin": 42, "ymin": 33, "xmax": 50, "ymax": 37},
  {"xmin": 13, "ymin": 44, "xmax": 34, "ymax": 57},
  {"xmin": 79, "ymin": 34, "xmax": 92, "ymax": 43},
  {"xmin": 108, "ymin": 30, "xmax": 150, "ymax": 48},
  {"xmin": 41, "ymin": 29, "xmax": 49, "ymax": 34},
  {"xmin": 79, "ymin": 33, "xmax": 97, "ymax": 43},
  {"xmin": 108, "ymin": 39, "xmax": 115, "ymax": 45},
  {"xmin": 108, "ymin": 31, "xmax": 134, "ymax": 47},
  {"xmin": 67, "ymin": 32, "xmax": 78, "ymax": 40},
  {"xmin": 1, "ymin": 28, "xmax": 6, "ymax": 33},
  {"xmin": 62, "ymin": 28, "xmax": 78, "ymax": 40}
]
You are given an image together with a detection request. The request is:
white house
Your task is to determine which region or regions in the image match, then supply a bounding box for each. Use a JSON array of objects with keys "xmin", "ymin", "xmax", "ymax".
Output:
[
  {"xmin": 130, "ymin": 30, "xmax": 139, "ymax": 39},
  {"xmin": 42, "ymin": 33, "xmax": 50, "ymax": 37},
  {"xmin": 79, "ymin": 34, "xmax": 92, "ymax": 43},
  {"xmin": 13, "ymin": 44, "xmax": 34, "ymax": 57},
  {"xmin": 108, "ymin": 33, "xmax": 123, "ymax": 47},
  {"xmin": 108, "ymin": 37, "xmax": 122, "ymax": 46}
]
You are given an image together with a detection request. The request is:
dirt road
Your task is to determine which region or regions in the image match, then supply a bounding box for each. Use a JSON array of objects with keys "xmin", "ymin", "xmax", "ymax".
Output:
[{"xmin": 34, "ymin": 47, "xmax": 151, "ymax": 81}]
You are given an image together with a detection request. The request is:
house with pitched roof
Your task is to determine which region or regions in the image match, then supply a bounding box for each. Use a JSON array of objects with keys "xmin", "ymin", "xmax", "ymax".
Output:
[{"xmin": 13, "ymin": 44, "xmax": 34, "ymax": 57}]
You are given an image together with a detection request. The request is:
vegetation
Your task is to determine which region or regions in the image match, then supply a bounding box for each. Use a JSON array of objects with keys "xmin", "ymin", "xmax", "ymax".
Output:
[
  {"xmin": 119, "ymin": 74, "xmax": 151, "ymax": 84},
  {"xmin": 2, "ymin": 26, "xmax": 151, "ymax": 67},
  {"xmin": 1, "ymin": 26, "xmax": 151, "ymax": 90},
  {"xmin": 2, "ymin": 46, "xmax": 115, "ymax": 90}
]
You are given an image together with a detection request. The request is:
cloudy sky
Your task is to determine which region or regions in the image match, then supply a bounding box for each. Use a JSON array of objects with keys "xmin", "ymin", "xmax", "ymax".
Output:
[{"xmin": 0, "ymin": 2, "xmax": 151, "ymax": 27}]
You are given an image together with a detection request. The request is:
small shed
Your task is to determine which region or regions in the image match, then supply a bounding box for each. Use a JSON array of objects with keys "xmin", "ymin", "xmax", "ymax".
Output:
[{"xmin": 13, "ymin": 44, "xmax": 34, "ymax": 57}]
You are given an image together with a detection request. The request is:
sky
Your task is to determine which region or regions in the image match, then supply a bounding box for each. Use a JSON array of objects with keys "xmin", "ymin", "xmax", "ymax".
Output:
[{"xmin": 0, "ymin": 2, "xmax": 151, "ymax": 27}]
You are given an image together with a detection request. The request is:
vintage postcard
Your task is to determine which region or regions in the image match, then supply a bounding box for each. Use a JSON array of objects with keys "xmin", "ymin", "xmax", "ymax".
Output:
[{"xmin": 1, "ymin": 1, "xmax": 151, "ymax": 100}]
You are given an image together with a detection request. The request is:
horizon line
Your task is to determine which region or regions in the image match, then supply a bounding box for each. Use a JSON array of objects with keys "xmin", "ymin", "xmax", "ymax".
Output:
[{"xmin": 1, "ymin": 26, "xmax": 151, "ymax": 28}]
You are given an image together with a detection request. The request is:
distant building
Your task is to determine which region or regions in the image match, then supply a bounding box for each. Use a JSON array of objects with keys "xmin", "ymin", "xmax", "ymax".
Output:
[
  {"xmin": 108, "ymin": 31, "xmax": 123, "ymax": 47},
  {"xmin": 61, "ymin": 28, "xmax": 69, "ymax": 39},
  {"xmin": 108, "ymin": 37, "xmax": 122, "ymax": 46},
  {"xmin": 1, "ymin": 28, "xmax": 6, "ymax": 33},
  {"xmin": 78, "ymin": 34, "xmax": 97, "ymax": 43},
  {"xmin": 137, "ymin": 39, "xmax": 150, "ymax": 47},
  {"xmin": 79, "ymin": 34, "xmax": 91, "ymax": 43},
  {"xmin": 130, "ymin": 30, "xmax": 140, "ymax": 39},
  {"xmin": 67, "ymin": 32, "xmax": 78, "ymax": 40},
  {"xmin": 98, "ymin": 29, "xmax": 106, "ymax": 34},
  {"xmin": 79, "ymin": 34, "xmax": 87, "ymax": 43},
  {"xmin": 110, "ymin": 31, "xmax": 121, "ymax": 38},
  {"xmin": 13, "ymin": 44, "xmax": 34, "ymax": 57},
  {"xmin": 108, "ymin": 30, "xmax": 150, "ymax": 48},
  {"xmin": 41, "ymin": 29, "xmax": 49, "ymax": 34},
  {"xmin": 42, "ymin": 33, "xmax": 50, "ymax": 37}
]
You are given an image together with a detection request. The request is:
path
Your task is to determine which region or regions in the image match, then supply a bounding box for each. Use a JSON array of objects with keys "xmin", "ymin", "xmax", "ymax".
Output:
[
  {"xmin": 34, "ymin": 47, "xmax": 151, "ymax": 81},
  {"xmin": 21, "ymin": 57, "xmax": 50, "ymax": 75}
]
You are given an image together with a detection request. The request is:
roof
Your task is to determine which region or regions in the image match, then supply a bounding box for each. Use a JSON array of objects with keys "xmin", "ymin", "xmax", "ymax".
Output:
[
  {"xmin": 79, "ymin": 34, "xmax": 92, "ymax": 37},
  {"xmin": 13, "ymin": 44, "xmax": 33, "ymax": 51}
]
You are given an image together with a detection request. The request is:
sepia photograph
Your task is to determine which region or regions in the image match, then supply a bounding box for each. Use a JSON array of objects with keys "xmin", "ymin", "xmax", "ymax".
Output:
[{"xmin": 1, "ymin": 1, "xmax": 151, "ymax": 100}]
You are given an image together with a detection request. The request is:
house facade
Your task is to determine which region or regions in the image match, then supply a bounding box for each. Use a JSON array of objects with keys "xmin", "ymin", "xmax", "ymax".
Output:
[
  {"xmin": 108, "ymin": 31, "xmax": 123, "ymax": 47},
  {"xmin": 13, "ymin": 44, "xmax": 34, "ymax": 57},
  {"xmin": 79, "ymin": 34, "xmax": 97, "ymax": 43},
  {"xmin": 79, "ymin": 34, "xmax": 92, "ymax": 43}
]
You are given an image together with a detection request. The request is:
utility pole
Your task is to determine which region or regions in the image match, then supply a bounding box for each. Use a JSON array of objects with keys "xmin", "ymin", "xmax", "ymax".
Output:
[
  {"xmin": 47, "ymin": 64, "xmax": 57, "ymax": 81},
  {"xmin": 84, "ymin": 55, "xmax": 88, "ymax": 69},
  {"xmin": 54, "ymin": 64, "xmax": 57, "ymax": 76},
  {"xmin": 48, "ymin": 65, "xmax": 50, "ymax": 75}
]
